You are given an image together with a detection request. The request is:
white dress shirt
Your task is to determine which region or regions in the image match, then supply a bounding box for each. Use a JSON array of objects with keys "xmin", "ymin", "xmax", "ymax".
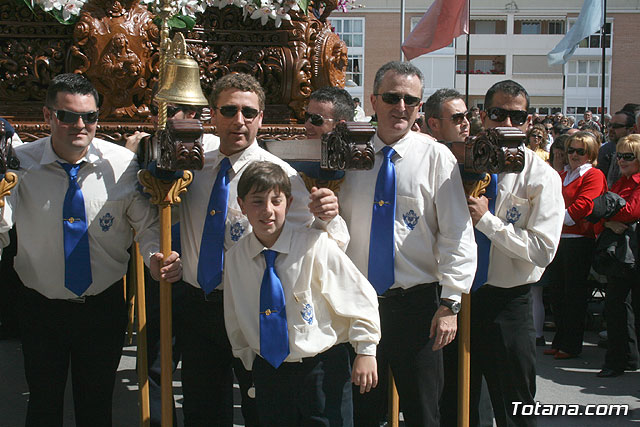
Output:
[
  {"xmin": 339, "ymin": 131, "xmax": 477, "ymax": 302},
  {"xmin": 224, "ymin": 222, "xmax": 381, "ymax": 370},
  {"xmin": 179, "ymin": 135, "xmax": 348, "ymax": 290},
  {"xmin": 475, "ymin": 148, "xmax": 564, "ymax": 288},
  {"xmin": 0, "ymin": 137, "xmax": 160, "ymax": 299}
]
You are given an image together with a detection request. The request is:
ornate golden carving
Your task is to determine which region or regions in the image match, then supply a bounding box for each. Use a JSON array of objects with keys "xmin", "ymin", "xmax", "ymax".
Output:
[
  {"xmin": 300, "ymin": 172, "xmax": 344, "ymax": 194},
  {"xmin": 137, "ymin": 169, "xmax": 193, "ymax": 206},
  {"xmin": 463, "ymin": 173, "xmax": 491, "ymax": 198},
  {"xmin": 0, "ymin": 172, "xmax": 18, "ymax": 208}
]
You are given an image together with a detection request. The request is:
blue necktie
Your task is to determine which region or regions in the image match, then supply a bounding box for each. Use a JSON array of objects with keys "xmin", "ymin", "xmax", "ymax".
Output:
[
  {"xmin": 259, "ymin": 250, "xmax": 289, "ymax": 368},
  {"xmin": 59, "ymin": 162, "xmax": 92, "ymax": 296},
  {"xmin": 368, "ymin": 146, "xmax": 397, "ymax": 295},
  {"xmin": 471, "ymin": 173, "xmax": 498, "ymax": 292},
  {"xmin": 198, "ymin": 157, "xmax": 232, "ymax": 294}
]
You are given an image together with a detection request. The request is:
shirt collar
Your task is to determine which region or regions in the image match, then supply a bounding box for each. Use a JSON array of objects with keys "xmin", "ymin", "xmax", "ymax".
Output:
[
  {"xmin": 214, "ymin": 139, "xmax": 258, "ymax": 174},
  {"xmin": 373, "ymin": 130, "xmax": 414, "ymax": 160},
  {"xmin": 247, "ymin": 221, "xmax": 293, "ymax": 260},
  {"xmin": 629, "ymin": 172, "xmax": 640, "ymax": 185},
  {"xmin": 40, "ymin": 136, "xmax": 100, "ymax": 166}
]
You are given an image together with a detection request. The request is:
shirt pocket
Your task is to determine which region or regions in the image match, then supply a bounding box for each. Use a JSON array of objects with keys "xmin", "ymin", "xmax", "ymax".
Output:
[
  {"xmin": 396, "ymin": 195, "xmax": 426, "ymax": 237},
  {"xmin": 87, "ymin": 200, "xmax": 126, "ymax": 234},
  {"xmin": 226, "ymin": 206, "xmax": 250, "ymax": 246},
  {"xmin": 291, "ymin": 290, "xmax": 317, "ymax": 333},
  {"xmin": 498, "ymin": 193, "xmax": 530, "ymax": 228}
]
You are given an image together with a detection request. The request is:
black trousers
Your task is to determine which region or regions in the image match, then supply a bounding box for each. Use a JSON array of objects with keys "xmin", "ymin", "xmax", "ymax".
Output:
[
  {"xmin": 470, "ymin": 284, "xmax": 536, "ymax": 427},
  {"xmin": 604, "ymin": 271, "xmax": 640, "ymax": 371},
  {"xmin": 353, "ymin": 283, "xmax": 443, "ymax": 427},
  {"xmin": 177, "ymin": 286, "xmax": 258, "ymax": 427},
  {"xmin": 548, "ymin": 237, "xmax": 594, "ymax": 355},
  {"xmin": 253, "ymin": 344, "xmax": 353, "ymax": 427},
  {"xmin": 142, "ymin": 269, "xmax": 187, "ymax": 427},
  {"xmin": 19, "ymin": 281, "xmax": 127, "ymax": 427}
]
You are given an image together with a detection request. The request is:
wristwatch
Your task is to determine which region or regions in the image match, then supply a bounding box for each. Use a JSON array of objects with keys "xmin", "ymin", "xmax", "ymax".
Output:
[{"xmin": 440, "ymin": 299, "xmax": 461, "ymax": 314}]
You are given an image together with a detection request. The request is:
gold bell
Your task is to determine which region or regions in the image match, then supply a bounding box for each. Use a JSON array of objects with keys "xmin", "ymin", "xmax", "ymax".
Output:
[{"xmin": 156, "ymin": 33, "xmax": 208, "ymax": 107}]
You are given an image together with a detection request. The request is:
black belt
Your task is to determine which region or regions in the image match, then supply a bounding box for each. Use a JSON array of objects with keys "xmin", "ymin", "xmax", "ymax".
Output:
[
  {"xmin": 186, "ymin": 284, "xmax": 223, "ymax": 302},
  {"xmin": 379, "ymin": 282, "xmax": 438, "ymax": 299}
]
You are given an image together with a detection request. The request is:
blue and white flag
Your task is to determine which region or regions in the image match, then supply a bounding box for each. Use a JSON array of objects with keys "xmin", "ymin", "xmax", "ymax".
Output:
[{"xmin": 548, "ymin": 0, "xmax": 604, "ymax": 65}]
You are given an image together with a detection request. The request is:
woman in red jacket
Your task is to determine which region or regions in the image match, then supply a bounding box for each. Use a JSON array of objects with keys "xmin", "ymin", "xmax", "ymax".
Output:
[
  {"xmin": 597, "ymin": 134, "xmax": 640, "ymax": 377},
  {"xmin": 544, "ymin": 131, "xmax": 607, "ymax": 359}
]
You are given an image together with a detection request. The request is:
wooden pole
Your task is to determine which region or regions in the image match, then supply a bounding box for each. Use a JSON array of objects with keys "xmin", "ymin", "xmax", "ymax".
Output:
[
  {"xmin": 159, "ymin": 204, "xmax": 172, "ymax": 426},
  {"xmin": 458, "ymin": 294, "xmax": 471, "ymax": 427},
  {"xmin": 388, "ymin": 368, "xmax": 400, "ymax": 427},
  {"xmin": 134, "ymin": 241, "xmax": 151, "ymax": 427}
]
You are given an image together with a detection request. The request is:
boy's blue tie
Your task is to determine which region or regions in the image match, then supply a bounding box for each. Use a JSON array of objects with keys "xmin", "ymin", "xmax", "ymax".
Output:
[
  {"xmin": 59, "ymin": 162, "xmax": 92, "ymax": 296},
  {"xmin": 471, "ymin": 173, "xmax": 498, "ymax": 292},
  {"xmin": 198, "ymin": 157, "xmax": 232, "ymax": 294},
  {"xmin": 259, "ymin": 249, "xmax": 289, "ymax": 368},
  {"xmin": 368, "ymin": 145, "xmax": 397, "ymax": 295}
]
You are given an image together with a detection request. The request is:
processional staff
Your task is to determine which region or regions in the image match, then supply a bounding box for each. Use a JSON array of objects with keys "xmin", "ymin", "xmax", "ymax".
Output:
[{"xmin": 134, "ymin": 0, "xmax": 209, "ymax": 423}]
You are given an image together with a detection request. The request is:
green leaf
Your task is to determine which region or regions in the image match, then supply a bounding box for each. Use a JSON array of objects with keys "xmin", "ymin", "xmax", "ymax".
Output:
[
  {"xmin": 297, "ymin": 0, "xmax": 310, "ymax": 14},
  {"xmin": 168, "ymin": 16, "xmax": 187, "ymax": 29},
  {"xmin": 18, "ymin": 0, "xmax": 35, "ymax": 13},
  {"xmin": 179, "ymin": 15, "xmax": 196, "ymax": 30}
]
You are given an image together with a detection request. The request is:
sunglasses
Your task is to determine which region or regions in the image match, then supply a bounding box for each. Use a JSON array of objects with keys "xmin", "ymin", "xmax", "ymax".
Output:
[
  {"xmin": 374, "ymin": 92, "xmax": 421, "ymax": 107},
  {"xmin": 52, "ymin": 109, "xmax": 99, "ymax": 124},
  {"xmin": 616, "ymin": 152, "xmax": 637, "ymax": 161},
  {"xmin": 530, "ymin": 133, "xmax": 544, "ymax": 140},
  {"xmin": 566, "ymin": 147, "xmax": 586, "ymax": 155},
  {"xmin": 436, "ymin": 111, "xmax": 468, "ymax": 125},
  {"xmin": 304, "ymin": 112, "xmax": 335, "ymax": 127},
  {"xmin": 609, "ymin": 123, "xmax": 630, "ymax": 129},
  {"xmin": 216, "ymin": 105, "xmax": 260, "ymax": 119},
  {"xmin": 486, "ymin": 107, "xmax": 528, "ymax": 126}
]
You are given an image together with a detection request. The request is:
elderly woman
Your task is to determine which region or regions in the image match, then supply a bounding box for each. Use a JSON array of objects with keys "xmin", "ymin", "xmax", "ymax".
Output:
[
  {"xmin": 544, "ymin": 131, "xmax": 607, "ymax": 359},
  {"xmin": 526, "ymin": 124, "xmax": 549, "ymax": 162},
  {"xmin": 597, "ymin": 134, "xmax": 640, "ymax": 377}
]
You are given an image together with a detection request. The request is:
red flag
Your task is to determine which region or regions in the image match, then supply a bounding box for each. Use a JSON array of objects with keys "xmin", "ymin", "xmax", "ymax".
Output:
[{"xmin": 402, "ymin": 0, "xmax": 469, "ymax": 60}]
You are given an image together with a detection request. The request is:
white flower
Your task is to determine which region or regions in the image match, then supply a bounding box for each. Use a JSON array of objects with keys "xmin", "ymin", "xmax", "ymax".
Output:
[
  {"xmin": 37, "ymin": 0, "xmax": 63, "ymax": 12},
  {"xmin": 242, "ymin": 2, "xmax": 257, "ymax": 19},
  {"xmin": 282, "ymin": 0, "xmax": 299, "ymax": 12},
  {"xmin": 274, "ymin": 7, "xmax": 290, "ymax": 27},
  {"xmin": 179, "ymin": 0, "xmax": 204, "ymax": 17},
  {"xmin": 250, "ymin": 4, "xmax": 275, "ymax": 25},
  {"xmin": 61, "ymin": 0, "xmax": 83, "ymax": 20}
]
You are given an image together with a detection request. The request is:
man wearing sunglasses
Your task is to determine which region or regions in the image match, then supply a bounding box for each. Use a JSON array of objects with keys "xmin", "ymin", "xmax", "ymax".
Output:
[
  {"xmin": 467, "ymin": 80, "xmax": 564, "ymax": 426},
  {"xmin": 424, "ymin": 88, "xmax": 470, "ymax": 143},
  {"xmin": 176, "ymin": 73, "xmax": 348, "ymax": 426},
  {"xmin": 304, "ymin": 86, "xmax": 354, "ymax": 139},
  {"xmin": 0, "ymin": 73, "xmax": 182, "ymax": 426},
  {"xmin": 599, "ymin": 110, "xmax": 635, "ymax": 188},
  {"xmin": 339, "ymin": 61, "xmax": 477, "ymax": 426}
]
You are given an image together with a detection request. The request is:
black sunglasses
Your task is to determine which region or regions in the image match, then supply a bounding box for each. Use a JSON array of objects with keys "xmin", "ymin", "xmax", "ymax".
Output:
[
  {"xmin": 216, "ymin": 105, "xmax": 260, "ymax": 119},
  {"xmin": 436, "ymin": 111, "xmax": 468, "ymax": 125},
  {"xmin": 566, "ymin": 147, "xmax": 586, "ymax": 155},
  {"xmin": 52, "ymin": 109, "xmax": 99, "ymax": 124},
  {"xmin": 609, "ymin": 123, "xmax": 631, "ymax": 129},
  {"xmin": 304, "ymin": 112, "xmax": 335, "ymax": 127},
  {"xmin": 486, "ymin": 107, "xmax": 528, "ymax": 126},
  {"xmin": 529, "ymin": 133, "xmax": 544, "ymax": 140},
  {"xmin": 374, "ymin": 92, "xmax": 421, "ymax": 107},
  {"xmin": 616, "ymin": 152, "xmax": 637, "ymax": 161}
]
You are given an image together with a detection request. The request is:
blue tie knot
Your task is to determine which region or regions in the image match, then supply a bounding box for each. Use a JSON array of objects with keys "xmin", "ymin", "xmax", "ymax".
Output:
[
  {"xmin": 263, "ymin": 249, "xmax": 277, "ymax": 267},
  {"xmin": 219, "ymin": 157, "xmax": 232, "ymax": 175},
  {"xmin": 59, "ymin": 162, "xmax": 81, "ymax": 180},
  {"xmin": 382, "ymin": 145, "xmax": 396, "ymax": 160}
]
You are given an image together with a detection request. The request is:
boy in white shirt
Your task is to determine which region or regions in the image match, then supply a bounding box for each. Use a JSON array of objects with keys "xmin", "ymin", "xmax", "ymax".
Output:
[{"xmin": 224, "ymin": 161, "xmax": 381, "ymax": 426}]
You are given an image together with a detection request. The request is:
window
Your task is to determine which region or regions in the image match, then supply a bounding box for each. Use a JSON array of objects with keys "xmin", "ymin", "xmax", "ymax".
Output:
[
  {"xmin": 548, "ymin": 21, "xmax": 564, "ymax": 34},
  {"xmin": 574, "ymin": 22, "xmax": 611, "ymax": 48},
  {"xmin": 332, "ymin": 18, "xmax": 364, "ymax": 48},
  {"xmin": 521, "ymin": 22, "xmax": 541, "ymax": 34},
  {"xmin": 566, "ymin": 60, "xmax": 610, "ymax": 88},
  {"xmin": 475, "ymin": 21, "xmax": 496, "ymax": 34},
  {"xmin": 346, "ymin": 55, "xmax": 362, "ymax": 86},
  {"xmin": 456, "ymin": 56, "xmax": 505, "ymax": 74},
  {"xmin": 332, "ymin": 17, "xmax": 365, "ymax": 96}
]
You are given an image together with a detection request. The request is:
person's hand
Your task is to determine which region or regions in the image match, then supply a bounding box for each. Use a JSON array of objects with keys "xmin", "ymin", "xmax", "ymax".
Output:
[
  {"xmin": 467, "ymin": 195, "xmax": 489, "ymax": 226},
  {"xmin": 308, "ymin": 186, "xmax": 339, "ymax": 221},
  {"xmin": 604, "ymin": 220, "xmax": 628, "ymax": 235},
  {"xmin": 352, "ymin": 354, "xmax": 378, "ymax": 394},
  {"xmin": 125, "ymin": 131, "xmax": 150, "ymax": 153},
  {"xmin": 150, "ymin": 251, "xmax": 182, "ymax": 283},
  {"xmin": 429, "ymin": 304, "xmax": 457, "ymax": 351}
]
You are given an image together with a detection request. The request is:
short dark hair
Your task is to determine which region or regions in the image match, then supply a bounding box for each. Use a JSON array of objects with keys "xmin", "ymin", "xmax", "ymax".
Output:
[
  {"xmin": 237, "ymin": 161, "xmax": 291, "ymax": 200},
  {"xmin": 423, "ymin": 88, "xmax": 463, "ymax": 129},
  {"xmin": 621, "ymin": 103, "xmax": 640, "ymax": 114},
  {"xmin": 373, "ymin": 61, "xmax": 424, "ymax": 98},
  {"xmin": 614, "ymin": 110, "xmax": 636, "ymax": 127},
  {"xmin": 309, "ymin": 87, "xmax": 355, "ymax": 121},
  {"xmin": 45, "ymin": 73, "xmax": 99, "ymax": 108},
  {"xmin": 210, "ymin": 73, "xmax": 265, "ymax": 111},
  {"xmin": 484, "ymin": 80, "xmax": 529, "ymax": 111}
]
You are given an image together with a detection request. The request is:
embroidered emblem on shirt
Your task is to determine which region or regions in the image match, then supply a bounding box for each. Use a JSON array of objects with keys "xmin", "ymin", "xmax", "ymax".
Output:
[
  {"xmin": 99, "ymin": 213, "xmax": 114, "ymax": 232},
  {"xmin": 505, "ymin": 206, "xmax": 521, "ymax": 224},
  {"xmin": 301, "ymin": 303, "xmax": 314, "ymax": 325},
  {"xmin": 230, "ymin": 222, "xmax": 245, "ymax": 241},
  {"xmin": 402, "ymin": 210, "xmax": 419, "ymax": 230}
]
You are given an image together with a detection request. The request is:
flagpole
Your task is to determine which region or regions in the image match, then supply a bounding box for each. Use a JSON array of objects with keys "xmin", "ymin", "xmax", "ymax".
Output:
[
  {"xmin": 600, "ymin": 0, "xmax": 607, "ymax": 123},
  {"xmin": 400, "ymin": 0, "xmax": 406, "ymax": 61},
  {"xmin": 465, "ymin": 0, "xmax": 470, "ymax": 106}
]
